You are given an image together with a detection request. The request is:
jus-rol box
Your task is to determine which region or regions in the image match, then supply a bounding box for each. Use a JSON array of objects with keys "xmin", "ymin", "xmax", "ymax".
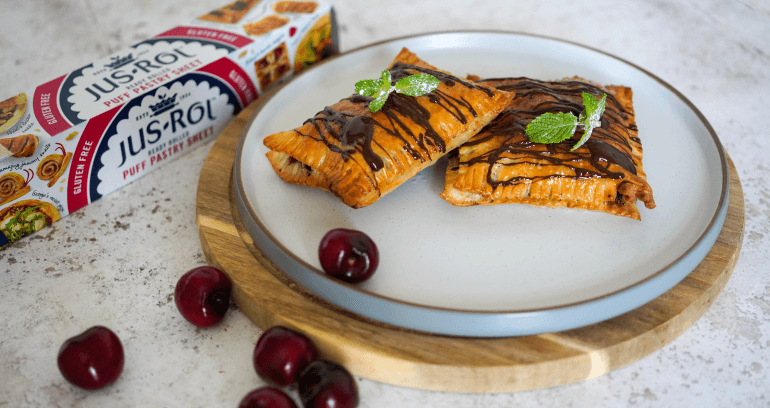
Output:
[{"xmin": 0, "ymin": 0, "xmax": 338, "ymax": 249}]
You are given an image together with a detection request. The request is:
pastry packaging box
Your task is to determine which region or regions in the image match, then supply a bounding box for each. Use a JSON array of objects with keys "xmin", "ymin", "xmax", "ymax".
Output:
[{"xmin": 0, "ymin": 0, "xmax": 338, "ymax": 249}]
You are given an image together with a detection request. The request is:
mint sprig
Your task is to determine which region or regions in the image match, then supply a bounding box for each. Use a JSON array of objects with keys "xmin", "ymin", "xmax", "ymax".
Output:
[
  {"xmin": 525, "ymin": 92, "xmax": 607, "ymax": 151},
  {"xmin": 355, "ymin": 70, "xmax": 440, "ymax": 112}
]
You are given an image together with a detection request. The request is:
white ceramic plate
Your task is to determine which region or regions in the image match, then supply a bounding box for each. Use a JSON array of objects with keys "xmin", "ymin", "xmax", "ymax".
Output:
[{"xmin": 234, "ymin": 32, "xmax": 728, "ymax": 337}]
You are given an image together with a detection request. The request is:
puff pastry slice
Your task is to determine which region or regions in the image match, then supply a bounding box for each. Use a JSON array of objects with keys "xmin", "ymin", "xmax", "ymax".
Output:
[
  {"xmin": 441, "ymin": 77, "xmax": 655, "ymax": 220},
  {"xmin": 263, "ymin": 48, "xmax": 515, "ymax": 208}
]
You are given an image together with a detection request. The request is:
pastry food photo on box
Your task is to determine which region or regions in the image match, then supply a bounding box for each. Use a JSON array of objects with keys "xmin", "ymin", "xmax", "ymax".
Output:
[
  {"xmin": 0, "ymin": 93, "xmax": 28, "ymax": 135},
  {"xmin": 273, "ymin": 1, "xmax": 319, "ymax": 13},
  {"xmin": 0, "ymin": 0, "xmax": 338, "ymax": 250},
  {"xmin": 198, "ymin": 0, "xmax": 262, "ymax": 24},
  {"xmin": 0, "ymin": 133, "xmax": 38, "ymax": 159}
]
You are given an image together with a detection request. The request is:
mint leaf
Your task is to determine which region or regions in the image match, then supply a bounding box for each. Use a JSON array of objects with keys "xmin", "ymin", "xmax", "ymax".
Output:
[
  {"xmin": 582, "ymin": 92, "xmax": 606, "ymax": 118},
  {"xmin": 525, "ymin": 112, "xmax": 579, "ymax": 144},
  {"xmin": 369, "ymin": 90, "xmax": 390, "ymax": 112},
  {"xmin": 355, "ymin": 71, "xmax": 439, "ymax": 112},
  {"xmin": 571, "ymin": 126, "xmax": 595, "ymax": 152},
  {"xmin": 580, "ymin": 92, "xmax": 606, "ymax": 130},
  {"xmin": 354, "ymin": 71, "xmax": 392, "ymax": 98},
  {"xmin": 355, "ymin": 79, "xmax": 383, "ymax": 97},
  {"xmin": 525, "ymin": 92, "xmax": 608, "ymax": 150},
  {"xmin": 380, "ymin": 70, "xmax": 392, "ymax": 89},
  {"xmin": 395, "ymin": 73, "xmax": 440, "ymax": 97},
  {"xmin": 571, "ymin": 92, "xmax": 607, "ymax": 151}
]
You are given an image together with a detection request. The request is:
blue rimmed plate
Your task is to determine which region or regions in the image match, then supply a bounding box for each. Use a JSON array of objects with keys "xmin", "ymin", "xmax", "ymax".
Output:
[{"xmin": 233, "ymin": 31, "xmax": 728, "ymax": 337}]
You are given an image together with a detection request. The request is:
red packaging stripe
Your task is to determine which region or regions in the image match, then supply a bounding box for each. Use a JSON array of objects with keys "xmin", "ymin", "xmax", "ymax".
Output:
[
  {"xmin": 33, "ymin": 75, "xmax": 71, "ymax": 136},
  {"xmin": 66, "ymin": 105, "xmax": 122, "ymax": 213},
  {"xmin": 155, "ymin": 26, "xmax": 253, "ymax": 48},
  {"xmin": 197, "ymin": 57, "xmax": 258, "ymax": 107}
]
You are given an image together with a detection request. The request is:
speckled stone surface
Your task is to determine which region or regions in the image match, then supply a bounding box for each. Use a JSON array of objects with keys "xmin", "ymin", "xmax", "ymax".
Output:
[{"xmin": 1, "ymin": 0, "xmax": 768, "ymax": 407}]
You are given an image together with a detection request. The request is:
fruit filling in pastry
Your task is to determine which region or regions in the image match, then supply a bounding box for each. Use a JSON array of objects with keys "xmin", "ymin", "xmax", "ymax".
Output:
[
  {"xmin": 263, "ymin": 48, "xmax": 515, "ymax": 208},
  {"xmin": 255, "ymin": 43, "xmax": 291, "ymax": 89},
  {"xmin": 441, "ymin": 77, "xmax": 655, "ymax": 220}
]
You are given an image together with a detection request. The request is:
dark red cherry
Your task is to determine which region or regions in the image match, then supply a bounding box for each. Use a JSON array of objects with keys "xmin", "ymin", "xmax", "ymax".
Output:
[
  {"xmin": 318, "ymin": 229, "xmax": 378, "ymax": 283},
  {"xmin": 238, "ymin": 387, "xmax": 298, "ymax": 408},
  {"xmin": 254, "ymin": 326, "xmax": 318, "ymax": 387},
  {"xmin": 298, "ymin": 360, "xmax": 359, "ymax": 408},
  {"xmin": 57, "ymin": 326, "xmax": 124, "ymax": 390},
  {"xmin": 174, "ymin": 266, "xmax": 232, "ymax": 328}
]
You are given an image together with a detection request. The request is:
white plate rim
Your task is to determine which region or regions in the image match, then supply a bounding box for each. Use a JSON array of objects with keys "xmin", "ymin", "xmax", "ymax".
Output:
[{"xmin": 232, "ymin": 30, "xmax": 729, "ymax": 337}]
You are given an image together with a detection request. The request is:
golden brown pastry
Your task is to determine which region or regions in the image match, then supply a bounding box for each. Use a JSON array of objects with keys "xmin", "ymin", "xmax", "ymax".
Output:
[
  {"xmin": 0, "ymin": 170, "xmax": 32, "ymax": 205},
  {"xmin": 0, "ymin": 199, "xmax": 60, "ymax": 248},
  {"xmin": 243, "ymin": 15, "xmax": 290, "ymax": 36},
  {"xmin": 265, "ymin": 151, "xmax": 330, "ymax": 190},
  {"xmin": 0, "ymin": 93, "xmax": 27, "ymax": 134},
  {"xmin": 0, "ymin": 134, "xmax": 38, "ymax": 158},
  {"xmin": 37, "ymin": 144, "xmax": 72, "ymax": 188},
  {"xmin": 198, "ymin": 0, "xmax": 261, "ymax": 24},
  {"xmin": 441, "ymin": 77, "xmax": 655, "ymax": 220},
  {"xmin": 263, "ymin": 48, "xmax": 515, "ymax": 208},
  {"xmin": 272, "ymin": 1, "xmax": 318, "ymax": 13}
]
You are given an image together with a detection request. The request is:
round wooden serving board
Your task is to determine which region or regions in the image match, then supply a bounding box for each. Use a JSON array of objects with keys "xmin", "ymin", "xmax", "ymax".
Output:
[{"xmin": 196, "ymin": 101, "xmax": 745, "ymax": 393}]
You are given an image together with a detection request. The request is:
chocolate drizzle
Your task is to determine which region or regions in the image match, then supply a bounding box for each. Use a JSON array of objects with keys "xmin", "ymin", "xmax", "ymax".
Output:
[
  {"xmin": 296, "ymin": 63, "xmax": 494, "ymax": 181},
  {"xmin": 464, "ymin": 77, "xmax": 639, "ymax": 189}
]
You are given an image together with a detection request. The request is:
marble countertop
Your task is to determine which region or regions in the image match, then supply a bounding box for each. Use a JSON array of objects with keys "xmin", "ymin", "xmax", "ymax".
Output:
[{"xmin": 1, "ymin": 0, "xmax": 768, "ymax": 406}]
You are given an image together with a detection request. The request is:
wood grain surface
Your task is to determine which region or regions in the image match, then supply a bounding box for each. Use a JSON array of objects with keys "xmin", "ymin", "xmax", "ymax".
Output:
[{"xmin": 196, "ymin": 101, "xmax": 745, "ymax": 393}]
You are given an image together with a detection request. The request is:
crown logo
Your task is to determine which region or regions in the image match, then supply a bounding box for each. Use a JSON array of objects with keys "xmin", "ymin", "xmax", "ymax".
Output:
[
  {"xmin": 105, "ymin": 54, "xmax": 135, "ymax": 70},
  {"xmin": 149, "ymin": 94, "xmax": 178, "ymax": 116}
]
